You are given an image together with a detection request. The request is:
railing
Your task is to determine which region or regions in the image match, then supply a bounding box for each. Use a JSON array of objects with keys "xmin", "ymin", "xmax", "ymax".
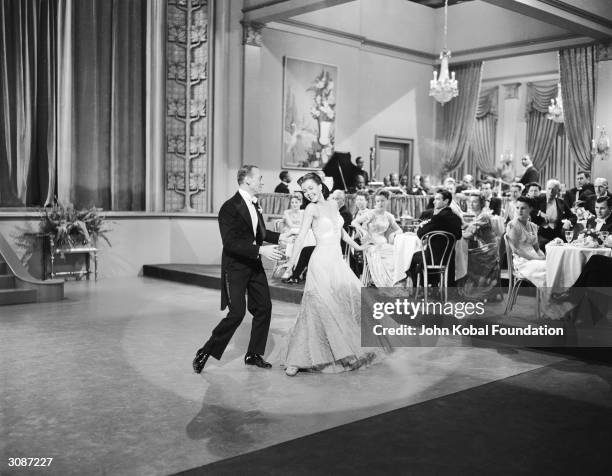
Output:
[
  {"xmin": 0, "ymin": 232, "xmax": 64, "ymax": 302},
  {"xmin": 258, "ymin": 192, "xmax": 510, "ymax": 219}
]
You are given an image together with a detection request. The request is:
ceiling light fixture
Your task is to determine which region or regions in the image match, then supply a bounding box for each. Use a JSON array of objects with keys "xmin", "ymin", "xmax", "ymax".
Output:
[{"xmin": 429, "ymin": 0, "xmax": 458, "ymax": 105}]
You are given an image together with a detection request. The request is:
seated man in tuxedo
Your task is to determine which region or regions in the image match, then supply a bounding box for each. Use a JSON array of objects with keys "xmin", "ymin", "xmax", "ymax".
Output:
[
  {"xmin": 563, "ymin": 170, "xmax": 595, "ymax": 212},
  {"xmin": 525, "ymin": 182, "xmax": 541, "ymax": 199},
  {"xmin": 593, "ymin": 177, "xmax": 612, "ymax": 203},
  {"xmin": 585, "ymin": 196, "xmax": 612, "ymax": 233},
  {"xmin": 408, "ymin": 189, "xmax": 462, "ymax": 287},
  {"xmin": 532, "ymin": 179, "xmax": 576, "ymax": 248},
  {"xmin": 552, "ymin": 253, "xmax": 612, "ymax": 324},
  {"xmin": 478, "ymin": 180, "xmax": 502, "ymax": 216},
  {"xmin": 455, "ymin": 174, "xmax": 474, "ymax": 194},
  {"xmin": 421, "ymin": 177, "xmax": 463, "ymax": 220}
]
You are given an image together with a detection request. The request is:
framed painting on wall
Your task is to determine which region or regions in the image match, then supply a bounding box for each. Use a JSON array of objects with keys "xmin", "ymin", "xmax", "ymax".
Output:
[{"xmin": 281, "ymin": 57, "xmax": 338, "ymax": 169}]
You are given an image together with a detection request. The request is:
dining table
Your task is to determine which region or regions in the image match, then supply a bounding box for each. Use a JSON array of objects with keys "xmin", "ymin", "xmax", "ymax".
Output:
[{"xmin": 545, "ymin": 242, "xmax": 612, "ymax": 289}]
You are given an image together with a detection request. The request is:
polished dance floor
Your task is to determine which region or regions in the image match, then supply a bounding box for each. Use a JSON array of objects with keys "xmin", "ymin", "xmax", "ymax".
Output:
[{"xmin": 1, "ymin": 277, "xmax": 610, "ymax": 475}]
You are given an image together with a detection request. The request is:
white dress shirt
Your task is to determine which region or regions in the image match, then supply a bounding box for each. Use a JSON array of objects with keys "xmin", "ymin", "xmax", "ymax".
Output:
[
  {"xmin": 595, "ymin": 215, "xmax": 610, "ymax": 231},
  {"xmin": 238, "ymin": 189, "xmax": 258, "ymax": 237}
]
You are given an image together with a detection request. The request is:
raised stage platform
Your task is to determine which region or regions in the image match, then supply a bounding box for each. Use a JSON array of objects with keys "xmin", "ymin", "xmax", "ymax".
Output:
[{"xmin": 142, "ymin": 264, "xmax": 304, "ymax": 304}]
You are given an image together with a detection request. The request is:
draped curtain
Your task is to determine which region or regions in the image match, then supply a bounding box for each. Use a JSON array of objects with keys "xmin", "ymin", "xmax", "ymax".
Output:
[
  {"xmin": 67, "ymin": 0, "xmax": 146, "ymax": 210},
  {"xmin": 525, "ymin": 82, "xmax": 560, "ymax": 174},
  {"xmin": 437, "ymin": 61, "xmax": 483, "ymax": 175},
  {"xmin": 559, "ymin": 45, "xmax": 597, "ymax": 173},
  {"xmin": 0, "ymin": 0, "xmax": 146, "ymax": 210},
  {"xmin": 541, "ymin": 125, "xmax": 575, "ymax": 188},
  {"xmin": 0, "ymin": 0, "xmax": 57, "ymax": 207},
  {"xmin": 469, "ymin": 86, "xmax": 498, "ymax": 176}
]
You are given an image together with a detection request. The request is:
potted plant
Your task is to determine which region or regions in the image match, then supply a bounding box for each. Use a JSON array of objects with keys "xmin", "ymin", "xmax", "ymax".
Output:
[{"xmin": 39, "ymin": 203, "xmax": 111, "ymax": 249}]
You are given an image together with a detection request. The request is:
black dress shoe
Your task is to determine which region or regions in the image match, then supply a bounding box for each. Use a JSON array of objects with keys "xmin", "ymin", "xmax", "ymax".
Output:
[
  {"xmin": 244, "ymin": 354, "xmax": 272, "ymax": 369},
  {"xmin": 192, "ymin": 348, "xmax": 210, "ymax": 374}
]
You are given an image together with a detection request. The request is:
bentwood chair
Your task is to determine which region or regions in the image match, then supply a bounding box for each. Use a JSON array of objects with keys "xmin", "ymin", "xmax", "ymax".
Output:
[
  {"xmin": 503, "ymin": 234, "xmax": 541, "ymax": 319},
  {"xmin": 418, "ymin": 231, "xmax": 456, "ymax": 302},
  {"xmin": 271, "ymin": 219, "xmax": 290, "ymax": 279}
]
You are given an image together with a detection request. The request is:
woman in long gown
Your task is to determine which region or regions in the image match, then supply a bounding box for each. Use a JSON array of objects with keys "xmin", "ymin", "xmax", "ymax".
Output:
[
  {"xmin": 281, "ymin": 173, "xmax": 388, "ymax": 376},
  {"xmin": 351, "ymin": 189, "xmax": 401, "ymax": 287},
  {"xmin": 459, "ymin": 194, "xmax": 501, "ymax": 300},
  {"xmin": 505, "ymin": 196, "xmax": 546, "ymax": 287}
]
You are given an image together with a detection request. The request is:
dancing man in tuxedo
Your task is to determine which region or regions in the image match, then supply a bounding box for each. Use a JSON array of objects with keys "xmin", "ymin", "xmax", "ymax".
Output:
[{"xmin": 193, "ymin": 165, "xmax": 283, "ymax": 373}]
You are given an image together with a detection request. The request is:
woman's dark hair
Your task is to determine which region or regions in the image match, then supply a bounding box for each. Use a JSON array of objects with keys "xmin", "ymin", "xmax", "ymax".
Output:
[
  {"xmin": 298, "ymin": 173, "xmax": 329, "ymax": 200},
  {"xmin": 516, "ymin": 195, "xmax": 535, "ymax": 209},
  {"xmin": 470, "ymin": 192, "xmax": 486, "ymax": 210},
  {"xmin": 375, "ymin": 189, "xmax": 390, "ymax": 200}
]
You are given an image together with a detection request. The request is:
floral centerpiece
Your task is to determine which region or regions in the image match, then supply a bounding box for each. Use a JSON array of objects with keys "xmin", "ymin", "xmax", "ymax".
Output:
[
  {"xmin": 40, "ymin": 203, "xmax": 111, "ymax": 249},
  {"xmin": 580, "ymin": 229, "xmax": 603, "ymax": 246}
]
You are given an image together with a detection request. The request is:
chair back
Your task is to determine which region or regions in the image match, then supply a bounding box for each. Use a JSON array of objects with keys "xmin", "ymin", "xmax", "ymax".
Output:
[
  {"xmin": 503, "ymin": 234, "xmax": 515, "ymax": 284},
  {"xmin": 420, "ymin": 231, "xmax": 456, "ymax": 270},
  {"xmin": 274, "ymin": 218, "xmax": 285, "ymax": 233},
  {"xmin": 343, "ymin": 226, "xmax": 355, "ymax": 263}
]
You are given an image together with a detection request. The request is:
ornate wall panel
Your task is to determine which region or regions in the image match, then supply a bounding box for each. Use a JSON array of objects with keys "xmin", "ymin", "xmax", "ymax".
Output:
[{"xmin": 166, "ymin": 0, "xmax": 210, "ymax": 212}]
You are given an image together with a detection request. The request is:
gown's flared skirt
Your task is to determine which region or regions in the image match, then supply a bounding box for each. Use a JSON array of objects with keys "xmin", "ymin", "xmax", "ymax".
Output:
[{"xmin": 280, "ymin": 242, "xmax": 389, "ymax": 373}]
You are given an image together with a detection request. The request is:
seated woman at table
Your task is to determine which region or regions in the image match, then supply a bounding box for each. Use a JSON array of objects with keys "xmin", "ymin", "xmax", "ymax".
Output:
[
  {"xmin": 459, "ymin": 194, "xmax": 501, "ymax": 300},
  {"xmin": 352, "ymin": 189, "xmax": 401, "ymax": 287},
  {"xmin": 505, "ymin": 196, "xmax": 546, "ymax": 287},
  {"xmin": 353, "ymin": 190, "xmax": 370, "ymax": 219}
]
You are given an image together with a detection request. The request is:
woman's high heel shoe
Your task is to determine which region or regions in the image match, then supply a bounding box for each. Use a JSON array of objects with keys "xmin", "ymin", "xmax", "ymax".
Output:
[{"xmin": 285, "ymin": 366, "xmax": 299, "ymax": 376}]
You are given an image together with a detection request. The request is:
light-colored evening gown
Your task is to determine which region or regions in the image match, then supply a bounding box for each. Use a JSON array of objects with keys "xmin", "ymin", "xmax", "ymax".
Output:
[
  {"xmin": 506, "ymin": 219, "xmax": 546, "ymax": 287},
  {"xmin": 362, "ymin": 211, "xmax": 397, "ymax": 287},
  {"xmin": 280, "ymin": 207, "xmax": 389, "ymax": 373}
]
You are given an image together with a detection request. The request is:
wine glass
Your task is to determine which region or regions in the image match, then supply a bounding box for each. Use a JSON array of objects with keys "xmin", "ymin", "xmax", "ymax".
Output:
[{"xmin": 564, "ymin": 230, "xmax": 573, "ymax": 244}]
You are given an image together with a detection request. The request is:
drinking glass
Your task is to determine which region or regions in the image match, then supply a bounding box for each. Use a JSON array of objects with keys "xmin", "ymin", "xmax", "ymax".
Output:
[{"xmin": 564, "ymin": 230, "xmax": 573, "ymax": 244}]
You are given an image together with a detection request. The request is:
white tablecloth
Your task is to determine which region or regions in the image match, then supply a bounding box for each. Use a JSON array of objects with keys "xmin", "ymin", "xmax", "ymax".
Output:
[
  {"xmin": 545, "ymin": 244, "xmax": 612, "ymax": 288},
  {"xmin": 392, "ymin": 233, "xmax": 468, "ymax": 284}
]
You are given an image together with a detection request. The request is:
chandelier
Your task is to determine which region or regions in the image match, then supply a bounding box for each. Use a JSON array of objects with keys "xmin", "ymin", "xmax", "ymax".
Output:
[
  {"xmin": 429, "ymin": 0, "xmax": 458, "ymax": 105},
  {"xmin": 547, "ymin": 83, "xmax": 564, "ymax": 123}
]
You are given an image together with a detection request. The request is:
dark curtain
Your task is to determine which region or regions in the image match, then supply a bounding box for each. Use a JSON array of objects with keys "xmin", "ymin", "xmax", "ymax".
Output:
[
  {"xmin": 469, "ymin": 86, "xmax": 498, "ymax": 176},
  {"xmin": 437, "ymin": 61, "xmax": 483, "ymax": 175},
  {"xmin": 559, "ymin": 45, "xmax": 597, "ymax": 173},
  {"xmin": 70, "ymin": 0, "xmax": 146, "ymax": 210},
  {"xmin": 0, "ymin": 0, "xmax": 146, "ymax": 210},
  {"xmin": 525, "ymin": 82, "xmax": 560, "ymax": 173},
  {"xmin": 0, "ymin": 0, "xmax": 57, "ymax": 207}
]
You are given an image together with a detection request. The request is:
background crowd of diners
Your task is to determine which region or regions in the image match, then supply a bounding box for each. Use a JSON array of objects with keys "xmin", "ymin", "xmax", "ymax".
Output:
[{"xmin": 266, "ymin": 153, "xmax": 612, "ymax": 315}]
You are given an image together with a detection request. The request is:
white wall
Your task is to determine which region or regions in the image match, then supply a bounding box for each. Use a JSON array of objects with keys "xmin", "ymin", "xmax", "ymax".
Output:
[
  {"xmin": 440, "ymin": 0, "xmax": 571, "ymax": 54},
  {"xmin": 0, "ymin": 215, "xmax": 222, "ymax": 279},
  {"xmin": 244, "ymin": 23, "xmax": 436, "ymax": 191}
]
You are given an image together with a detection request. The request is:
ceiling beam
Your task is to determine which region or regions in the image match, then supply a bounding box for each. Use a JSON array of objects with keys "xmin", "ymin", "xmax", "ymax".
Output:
[
  {"xmin": 481, "ymin": 0, "xmax": 612, "ymax": 39},
  {"xmin": 243, "ymin": 0, "xmax": 357, "ymax": 24}
]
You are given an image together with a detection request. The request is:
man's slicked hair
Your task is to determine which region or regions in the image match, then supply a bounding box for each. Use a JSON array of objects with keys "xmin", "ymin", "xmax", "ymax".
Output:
[{"xmin": 237, "ymin": 165, "xmax": 258, "ymax": 184}]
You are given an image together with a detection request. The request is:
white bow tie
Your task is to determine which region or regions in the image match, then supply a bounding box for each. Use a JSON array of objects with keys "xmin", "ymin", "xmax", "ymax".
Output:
[{"xmin": 251, "ymin": 197, "xmax": 258, "ymax": 204}]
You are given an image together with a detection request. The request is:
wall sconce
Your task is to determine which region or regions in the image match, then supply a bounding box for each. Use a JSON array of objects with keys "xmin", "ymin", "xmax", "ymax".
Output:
[{"xmin": 592, "ymin": 126, "xmax": 610, "ymax": 161}]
